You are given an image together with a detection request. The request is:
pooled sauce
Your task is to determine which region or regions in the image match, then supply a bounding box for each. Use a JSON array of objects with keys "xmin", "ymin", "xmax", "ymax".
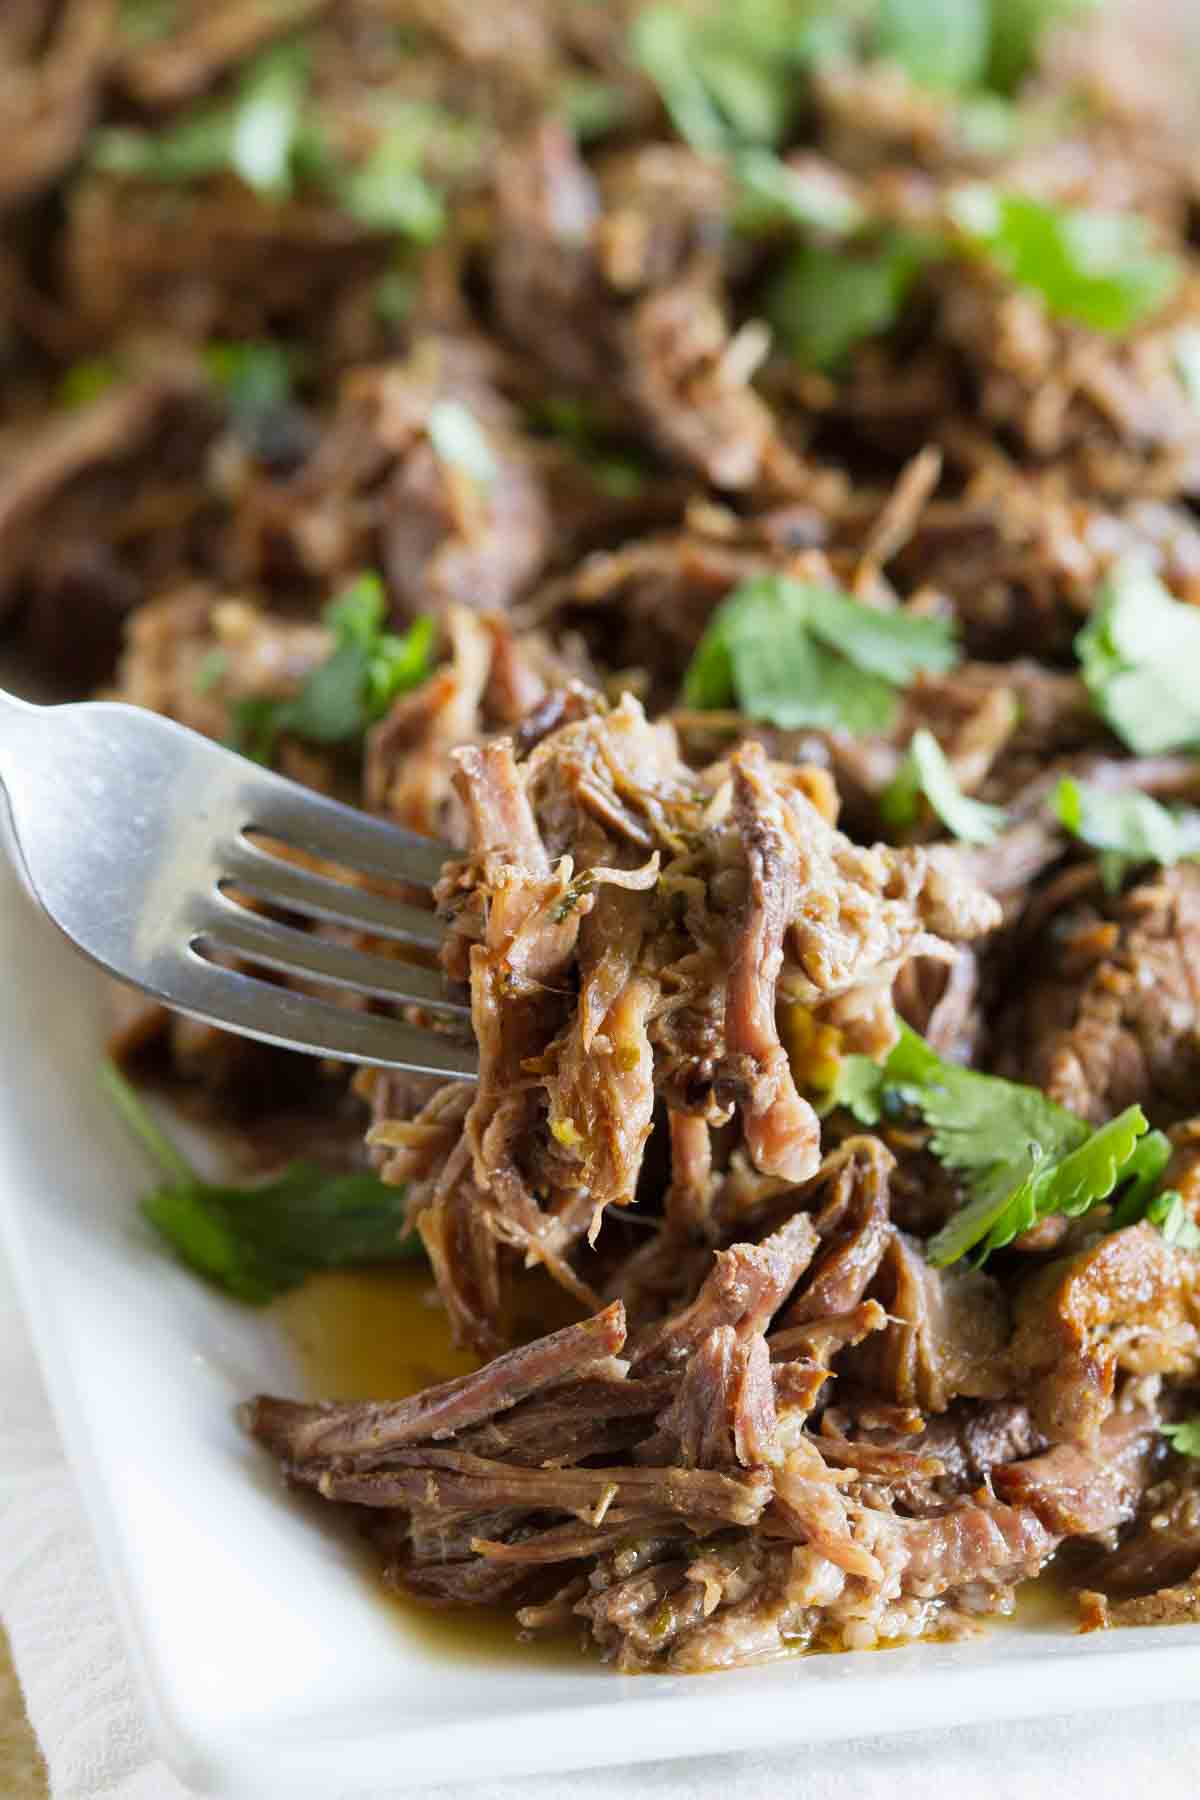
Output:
[{"xmin": 274, "ymin": 1265, "xmax": 589, "ymax": 1668}]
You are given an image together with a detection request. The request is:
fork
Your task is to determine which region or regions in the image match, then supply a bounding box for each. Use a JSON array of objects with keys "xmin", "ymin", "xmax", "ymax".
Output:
[{"xmin": 0, "ymin": 687, "xmax": 478, "ymax": 1079}]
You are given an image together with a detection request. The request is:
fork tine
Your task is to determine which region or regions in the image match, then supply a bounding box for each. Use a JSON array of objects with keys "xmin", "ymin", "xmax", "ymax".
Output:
[
  {"xmin": 245, "ymin": 781, "xmax": 452, "ymax": 888},
  {"xmin": 170, "ymin": 951, "xmax": 478, "ymax": 1077},
  {"xmin": 220, "ymin": 839, "xmax": 446, "ymax": 948},
  {"xmin": 197, "ymin": 905, "xmax": 470, "ymax": 1016}
]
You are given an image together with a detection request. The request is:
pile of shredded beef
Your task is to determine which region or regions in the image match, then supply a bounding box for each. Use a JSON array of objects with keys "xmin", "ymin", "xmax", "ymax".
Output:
[{"xmin": 10, "ymin": 0, "xmax": 1200, "ymax": 1670}]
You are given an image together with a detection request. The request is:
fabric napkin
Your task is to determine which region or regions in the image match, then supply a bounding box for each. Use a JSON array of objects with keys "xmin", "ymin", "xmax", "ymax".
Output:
[{"xmin": 4, "ymin": 1226, "xmax": 1200, "ymax": 1800}]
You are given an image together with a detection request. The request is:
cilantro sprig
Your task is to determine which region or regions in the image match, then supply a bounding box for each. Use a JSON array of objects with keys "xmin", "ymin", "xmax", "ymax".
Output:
[
  {"xmin": 101, "ymin": 1062, "xmax": 422, "ymax": 1304},
  {"xmin": 1076, "ymin": 560, "xmax": 1200, "ymax": 756},
  {"xmin": 1162, "ymin": 1418, "xmax": 1200, "ymax": 1459},
  {"xmin": 882, "ymin": 728, "xmax": 1008, "ymax": 844},
  {"xmin": 831, "ymin": 1022, "xmax": 1159, "ymax": 1265},
  {"xmin": 950, "ymin": 186, "xmax": 1180, "ymax": 333},
  {"xmin": 1053, "ymin": 776, "xmax": 1200, "ymax": 892},
  {"xmin": 682, "ymin": 575, "xmax": 958, "ymax": 734},
  {"xmin": 764, "ymin": 230, "xmax": 936, "ymax": 371},
  {"xmin": 92, "ymin": 44, "xmax": 449, "ymax": 238},
  {"xmin": 232, "ymin": 573, "xmax": 434, "ymax": 763}
]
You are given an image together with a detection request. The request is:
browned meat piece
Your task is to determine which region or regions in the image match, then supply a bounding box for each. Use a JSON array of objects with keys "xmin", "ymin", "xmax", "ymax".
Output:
[
  {"xmin": 632, "ymin": 1214, "xmax": 818, "ymax": 1376},
  {"xmin": 623, "ymin": 279, "xmax": 808, "ymax": 496},
  {"xmin": 655, "ymin": 1327, "xmax": 777, "ymax": 1470},
  {"xmin": 303, "ymin": 1447, "xmax": 772, "ymax": 1528},
  {"xmin": 0, "ymin": 0, "xmax": 115, "ymax": 211},
  {"xmin": 846, "ymin": 1232, "xmax": 1010, "ymax": 1412},
  {"xmin": 992, "ymin": 1408, "xmax": 1158, "ymax": 1534},
  {"xmin": 994, "ymin": 865, "xmax": 1200, "ymax": 1127},
  {"xmin": 892, "ymin": 1498, "xmax": 1057, "ymax": 1596},
  {"xmin": 1081, "ymin": 1464, "xmax": 1200, "ymax": 1599},
  {"xmin": 901, "ymin": 1401, "xmax": 1045, "ymax": 1497},
  {"xmin": 237, "ymin": 337, "xmax": 552, "ymax": 622},
  {"xmin": 781, "ymin": 1137, "xmax": 894, "ymax": 1323},
  {"xmin": 243, "ymin": 1299, "xmax": 626, "ymax": 1465},
  {"xmin": 1008, "ymin": 1225, "xmax": 1200, "ymax": 1444}
]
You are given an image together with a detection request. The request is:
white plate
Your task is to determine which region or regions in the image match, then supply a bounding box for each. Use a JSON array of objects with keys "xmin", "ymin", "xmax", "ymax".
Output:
[{"xmin": 2, "ymin": 848, "xmax": 1200, "ymax": 1798}]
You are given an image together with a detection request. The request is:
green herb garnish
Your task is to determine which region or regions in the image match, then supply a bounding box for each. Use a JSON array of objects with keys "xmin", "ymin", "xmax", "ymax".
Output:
[
  {"xmin": 57, "ymin": 357, "xmax": 122, "ymax": 409},
  {"xmin": 533, "ymin": 394, "xmax": 649, "ymax": 498},
  {"xmin": 951, "ymin": 185, "xmax": 1180, "ymax": 333},
  {"xmin": 875, "ymin": 0, "xmax": 990, "ymax": 93},
  {"xmin": 233, "ymin": 573, "xmax": 434, "ymax": 761},
  {"xmin": 1162, "ymin": 1418, "xmax": 1200, "ymax": 1458},
  {"xmin": 832, "ymin": 1022, "xmax": 1153, "ymax": 1265},
  {"xmin": 93, "ymin": 41, "xmax": 312, "ymax": 195},
  {"xmin": 764, "ymin": 230, "xmax": 937, "ymax": 370},
  {"xmin": 683, "ymin": 575, "xmax": 958, "ymax": 734},
  {"xmin": 733, "ymin": 148, "xmax": 864, "ymax": 238},
  {"xmin": 101, "ymin": 1062, "xmax": 423, "ymax": 1304},
  {"xmin": 427, "ymin": 400, "xmax": 498, "ymax": 489},
  {"xmin": 1075, "ymin": 560, "xmax": 1200, "ymax": 756},
  {"xmin": 1053, "ymin": 776, "xmax": 1200, "ymax": 892},
  {"xmin": 204, "ymin": 340, "xmax": 297, "ymax": 437},
  {"xmin": 882, "ymin": 727, "xmax": 1008, "ymax": 844}
]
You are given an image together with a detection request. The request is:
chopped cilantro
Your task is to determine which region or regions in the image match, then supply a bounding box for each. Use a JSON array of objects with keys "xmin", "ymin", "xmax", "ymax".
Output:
[
  {"xmin": 1144, "ymin": 1189, "xmax": 1200, "ymax": 1253},
  {"xmin": 193, "ymin": 648, "xmax": 228, "ymax": 696},
  {"xmin": 229, "ymin": 41, "xmax": 309, "ymax": 196},
  {"xmin": 984, "ymin": 0, "xmax": 1101, "ymax": 95},
  {"xmin": 93, "ymin": 41, "xmax": 311, "ymax": 195},
  {"xmin": 733, "ymin": 148, "xmax": 864, "ymax": 238},
  {"xmin": 427, "ymin": 400, "xmax": 498, "ymax": 489},
  {"xmin": 875, "ymin": 0, "xmax": 990, "ymax": 93},
  {"xmin": 832, "ymin": 1022, "xmax": 1153, "ymax": 1265},
  {"xmin": 101, "ymin": 1062, "xmax": 423, "ymax": 1304},
  {"xmin": 559, "ymin": 77, "xmax": 632, "ymax": 142},
  {"xmin": 118, "ymin": 0, "xmax": 178, "ymax": 45},
  {"xmin": 204, "ymin": 339, "xmax": 296, "ymax": 432},
  {"xmin": 232, "ymin": 573, "xmax": 434, "ymax": 761},
  {"xmin": 1163, "ymin": 1418, "xmax": 1200, "ymax": 1458},
  {"xmin": 683, "ymin": 575, "xmax": 958, "ymax": 734},
  {"xmin": 765, "ymin": 231, "xmax": 938, "ymax": 370},
  {"xmin": 57, "ymin": 357, "xmax": 122, "ymax": 409},
  {"xmin": 1075, "ymin": 560, "xmax": 1200, "ymax": 756},
  {"xmin": 882, "ymin": 727, "xmax": 1008, "ymax": 844},
  {"xmin": 1053, "ymin": 776, "xmax": 1200, "ymax": 892},
  {"xmin": 950, "ymin": 185, "xmax": 1180, "ymax": 333},
  {"xmin": 630, "ymin": 0, "xmax": 834, "ymax": 154},
  {"xmin": 329, "ymin": 112, "xmax": 447, "ymax": 240},
  {"xmin": 1174, "ymin": 326, "xmax": 1200, "ymax": 409},
  {"xmin": 532, "ymin": 394, "xmax": 649, "ymax": 498}
]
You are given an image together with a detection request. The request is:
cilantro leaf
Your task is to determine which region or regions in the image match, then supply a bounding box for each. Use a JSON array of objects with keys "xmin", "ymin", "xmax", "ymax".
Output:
[
  {"xmin": 831, "ymin": 1022, "xmax": 1151, "ymax": 1265},
  {"xmin": 57, "ymin": 357, "xmax": 122, "ymax": 409},
  {"xmin": 427, "ymin": 400, "xmax": 498, "ymax": 488},
  {"xmin": 329, "ymin": 111, "xmax": 448, "ymax": 240},
  {"xmin": 232, "ymin": 573, "xmax": 434, "ymax": 761},
  {"xmin": 1075, "ymin": 560, "xmax": 1200, "ymax": 756},
  {"xmin": 1162, "ymin": 1418, "xmax": 1200, "ymax": 1459},
  {"xmin": 875, "ymin": 0, "xmax": 990, "ymax": 93},
  {"xmin": 1144, "ymin": 1189, "xmax": 1200, "ymax": 1253},
  {"xmin": 951, "ymin": 186, "xmax": 1180, "ymax": 334},
  {"xmin": 882, "ymin": 727, "xmax": 1008, "ymax": 844},
  {"xmin": 630, "ymin": 0, "xmax": 835, "ymax": 154},
  {"xmin": 682, "ymin": 575, "xmax": 958, "ymax": 734},
  {"xmin": 1053, "ymin": 775, "xmax": 1200, "ymax": 892},
  {"xmin": 559, "ymin": 77, "xmax": 632, "ymax": 143},
  {"xmin": 765, "ymin": 231, "xmax": 938, "ymax": 370},
  {"xmin": 93, "ymin": 41, "xmax": 311, "ymax": 195},
  {"xmin": 1174, "ymin": 326, "xmax": 1200, "ymax": 408},
  {"xmin": 204, "ymin": 339, "xmax": 298, "ymax": 443},
  {"xmin": 100, "ymin": 1062, "xmax": 423, "ymax": 1304},
  {"xmin": 985, "ymin": 0, "xmax": 1101, "ymax": 95},
  {"xmin": 230, "ymin": 41, "xmax": 309, "ymax": 196},
  {"xmin": 733, "ymin": 149, "xmax": 864, "ymax": 238},
  {"xmin": 531, "ymin": 395, "xmax": 650, "ymax": 498}
]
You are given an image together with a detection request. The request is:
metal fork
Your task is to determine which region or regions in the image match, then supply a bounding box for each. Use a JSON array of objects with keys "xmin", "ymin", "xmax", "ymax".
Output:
[{"xmin": 0, "ymin": 687, "xmax": 478, "ymax": 1079}]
